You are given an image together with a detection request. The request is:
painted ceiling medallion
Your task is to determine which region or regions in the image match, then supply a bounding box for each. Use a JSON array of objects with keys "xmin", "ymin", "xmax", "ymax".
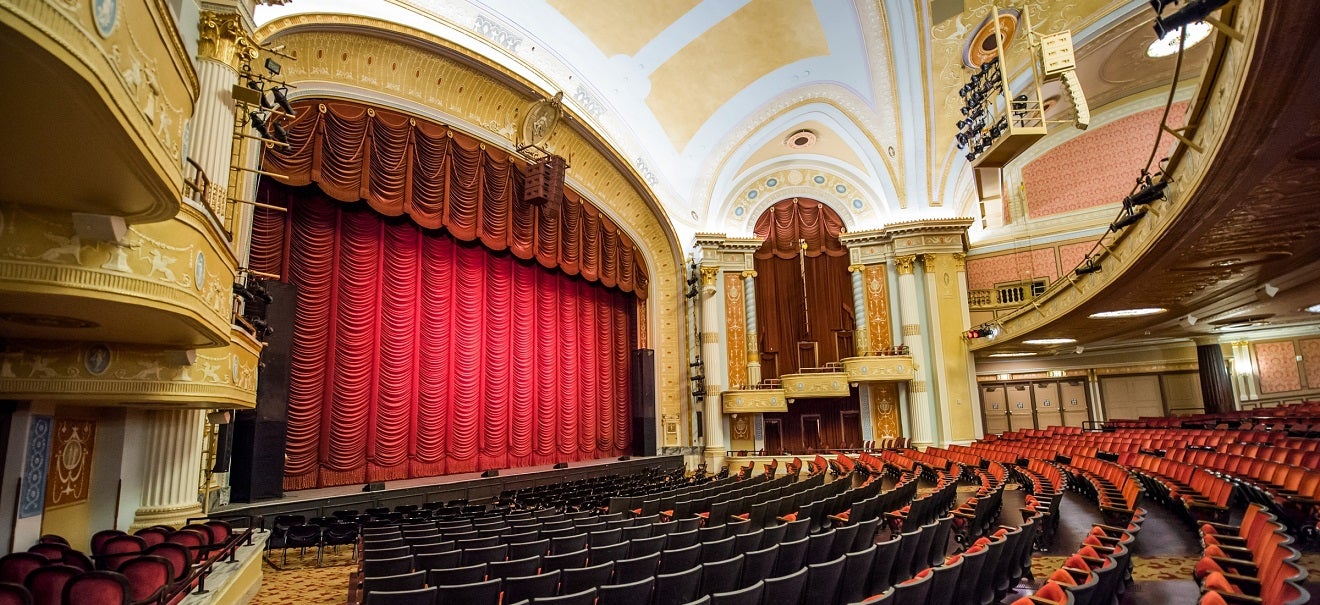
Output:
[
  {"xmin": 784, "ymin": 130, "xmax": 817, "ymax": 150},
  {"xmin": 963, "ymin": 9, "xmax": 1020, "ymax": 68},
  {"xmin": 0, "ymin": 313, "xmax": 99, "ymax": 329}
]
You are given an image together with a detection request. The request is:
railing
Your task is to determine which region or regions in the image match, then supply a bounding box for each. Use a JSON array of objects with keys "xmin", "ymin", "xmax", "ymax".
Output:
[
  {"xmin": 184, "ymin": 158, "xmax": 232, "ymax": 241},
  {"xmin": 855, "ymin": 345, "xmax": 910, "ymax": 357}
]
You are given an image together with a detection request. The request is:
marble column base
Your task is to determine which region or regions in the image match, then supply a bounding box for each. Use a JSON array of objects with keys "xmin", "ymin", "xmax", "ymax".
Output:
[{"xmin": 130, "ymin": 501, "xmax": 204, "ymax": 532}]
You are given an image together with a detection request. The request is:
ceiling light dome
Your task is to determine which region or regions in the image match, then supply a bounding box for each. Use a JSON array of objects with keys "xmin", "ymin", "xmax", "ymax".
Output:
[
  {"xmin": 784, "ymin": 130, "xmax": 817, "ymax": 150},
  {"xmin": 1147, "ymin": 21, "xmax": 1212, "ymax": 58}
]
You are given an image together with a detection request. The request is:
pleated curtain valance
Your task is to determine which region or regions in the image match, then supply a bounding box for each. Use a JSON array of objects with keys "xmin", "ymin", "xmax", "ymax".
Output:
[
  {"xmin": 261, "ymin": 100, "xmax": 649, "ymax": 299},
  {"xmin": 752, "ymin": 197, "xmax": 848, "ymax": 260}
]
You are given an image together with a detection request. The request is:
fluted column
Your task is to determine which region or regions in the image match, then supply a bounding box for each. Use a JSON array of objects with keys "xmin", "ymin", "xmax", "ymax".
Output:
[
  {"xmin": 194, "ymin": 12, "xmax": 254, "ymax": 214},
  {"xmin": 132, "ymin": 410, "xmax": 206, "ymax": 530},
  {"xmin": 848, "ymin": 264, "xmax": 869, "ymax": 355},
  {"xmin": 699, "ymin": 266, "xmax": 726, "ymax": 469},
  {"xmin": 742, "ymin": 271, "xmax": 761, "ymax": 385},
  {"xmin": 1230, "ymin": 340, "xmax": 1256, "ymax": 405},
  {"xmin": 895, "ymin": 255, "xmax": 934, "ymax": 448}
]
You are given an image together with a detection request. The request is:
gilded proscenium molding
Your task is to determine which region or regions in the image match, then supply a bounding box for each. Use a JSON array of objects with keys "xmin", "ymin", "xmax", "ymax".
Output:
[
  {"xmin": 3, "ymin": 0, "xmax": 198, "ymax": 222},
  {"xmin": 0, "ymin": 202, "xmax": 239, "ymax": 348},
  {"xmin": 841, "ymin": 356, "xmax": 915, "ymax": 382},
  {"xmin": 724, "ymin": 272, "xmax": 747, "ymax": 389},
  {"xmin": 197, "ymin": 10, "xmax": 258, "ymax": 70},
  {"xmin": 0, "ymin": 328, "xmax": 261, "ymax": 408},
  {"xmin": 969, "ymin": 1, "xmax": 1258, "ymax": 351},
  {"xmin": 780, "ymin": 372, "xmax": 851, "ymax": 399},
  {"xmin": 721, "ymin": 389, "xmax": 788, "ymax": 414},
  {"xmin": 253, "ymin": 19, "xmax": 684, "ymax": 425}
]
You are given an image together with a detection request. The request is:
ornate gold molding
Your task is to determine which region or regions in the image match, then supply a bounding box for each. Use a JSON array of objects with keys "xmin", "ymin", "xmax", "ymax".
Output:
[
  {"xmin": 198, "ymin": 11, "xmax": 258, "ymax": 70},
  {"xmin": 902, "ymin": 324, "xmax": 921, "ymax": 336},
  {"xmin": 895, "ymin": 255, "xmax": 917, "ymax": 275},
  {"xmin": 741, "ymin": 270, "xmax": 758, "ymax": 279},
  {"xmin": 922, "ymin": 254, "xmax": 939, "ymax": 273},
  {"xmin": 848, "ymin": 264, "xmax": 866, "ymax": 273},
  {"xmin": 952, "ymin": 253, "xmax": 966, "ymax": 270}
]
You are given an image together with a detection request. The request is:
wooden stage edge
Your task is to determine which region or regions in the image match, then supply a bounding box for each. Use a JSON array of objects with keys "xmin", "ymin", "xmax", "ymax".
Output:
[{"xmin": 212, "ymin": 455, "xmax": 685, "ymax": 523}]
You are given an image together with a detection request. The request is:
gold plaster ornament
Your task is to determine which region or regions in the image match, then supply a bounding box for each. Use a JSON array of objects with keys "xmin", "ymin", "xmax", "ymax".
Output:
[
  {"xmin": 895, "ymin": 255, "xmax": 917, "ymax": 275},
  {"xmin": 522, "ymin": 92, "xmax": 564, "ymax": 147},
  {"xmin": 197, "ymin": 11, "xmax": 258, "ymax": 70}
]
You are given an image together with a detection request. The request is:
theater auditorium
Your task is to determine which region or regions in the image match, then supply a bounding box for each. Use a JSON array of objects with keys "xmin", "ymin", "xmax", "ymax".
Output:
[{"xmin": 0, "ymin": 0, "xmax": 1318, "ymax": 604}]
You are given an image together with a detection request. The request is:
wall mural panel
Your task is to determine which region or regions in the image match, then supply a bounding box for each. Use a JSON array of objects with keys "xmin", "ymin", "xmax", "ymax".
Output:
[
  {"xmin": 966, "ymin": 248, "xmax": 1059, "ymax": 291},
  {"xmin": 863, "ymin": 265, "xmax": 892, "ymax": 350},
  {"xmin": 725, "ymin": 273, "xmax": 747, "ymax": 388},
  {"xmin": 1300, "ymin": 338, "xmax": 1320, "ymax": 390},
  {"xmin": 871, "ymin": 383, "xmax": 901, "ymax": 439},
  {"xmin": 1255, "ymin": 340, "xmax": 1302, "ymax": 394},
  {"xmin": 19, "ymin": 416, "xmax": 52, "ymax": 519},
  {"xmin": 45, "ymin": 419, "xmax": 95, "ymax": 508}
]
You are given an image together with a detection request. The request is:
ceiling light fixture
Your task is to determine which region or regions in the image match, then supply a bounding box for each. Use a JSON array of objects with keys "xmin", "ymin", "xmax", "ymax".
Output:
[
  {"xmin": 988, "ymin": 352, "xmax": 1037, "ymax": 358},
  {"xmin": 1022, "ymin": 338, "xmax": 1077, "ymax": 345},
  {"xmin": 1088, "ymin": 308, "xmax": 1167, "ymax": 319},
  {"xmin": 1305, "ymin": 304, "xmax": 1320, "ymax": 314},
  {"xmin": 1147, "ymin": 21, "xmax": 1213, "ymax": 57}
]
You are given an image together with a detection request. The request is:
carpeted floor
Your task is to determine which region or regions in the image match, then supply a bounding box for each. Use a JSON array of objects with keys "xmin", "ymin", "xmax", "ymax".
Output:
[{"xmin": 251, "ymin": 548, "xmax": 354, "ymax": 605}]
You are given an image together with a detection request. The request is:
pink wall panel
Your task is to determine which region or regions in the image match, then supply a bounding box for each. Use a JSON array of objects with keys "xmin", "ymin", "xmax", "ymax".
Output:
[
  {"xmin": 1299, "ymin": 338, "xmax": 1320, "ymax": 390},
  {"xmin": 1023, "ymin": 102, "xmax": 1188, "ymax": 218},
  {"xmin": 1057, "ymin": 241, "xmax": 1096, "ymax": 275},
  {"xmin": 967, "ymin": 248, "xmax": 1059, "ymax": 291},
  {"xmin": 1255, "ymin": 340, "xmax": 1302, "ymax": 394}
]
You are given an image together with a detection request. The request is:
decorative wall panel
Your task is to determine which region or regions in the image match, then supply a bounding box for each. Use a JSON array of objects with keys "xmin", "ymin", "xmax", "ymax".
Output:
[
  {"xmin": 863, "ymin": 265, "xmax": 892, "ymax": 350},
  {"xmin": 1255, "ymin": 341, "xmax": 1302, "ymax": 394},
  {"xmin": 45, "ymin": 419, "xmax": 95, "ymax": 508},
  {"xmin": 966, "ymin": 248, "xmax": 1059, "ymax": 291},
  {"xmin": 725, "ymin": 273, "xmax": 747, "ymax": 388},
  {"xmin": 19, "ymin": 416, "xmax": 52, "ymax": 519},
  {"xmin": 1300, "ymin": 338, "xmax": 1320, "ymax": 390},
  {"xmin": 871, "ymin": 384, "xmax": 901, "ymax": 439}
]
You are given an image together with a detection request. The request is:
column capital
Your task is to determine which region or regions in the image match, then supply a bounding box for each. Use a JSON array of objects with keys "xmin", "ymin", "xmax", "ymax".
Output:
[
  {"xmin": 922, "ymin": 254, "xmax": 938, "ymax": 273},
  {"xmin": 895, "ymin": 255, "xmax": 917, "ymax": 275},
  {"xmin": 848, "ymin": 264, "xmax": 866, "ymax": 273},
  {"xmin": 741, "ymin": 270, "xmax": 758, "ymax": 279},
  {"xmin": 952, "ymin": 253, "xmax": 966, "ymax": 270},
  {"xmin": 198, "ymin": 11, "xmax": 258, "ymax": 71},
  {"xmin": 699, "ymin": 265, "xmax": 720, "ymax": 288}
]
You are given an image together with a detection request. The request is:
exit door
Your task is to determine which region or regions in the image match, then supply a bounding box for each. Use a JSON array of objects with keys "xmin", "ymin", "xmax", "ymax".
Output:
[
  {"xmin": 1007, "ymin": 385, "xmax": 1034, "ymax": 431},
  {"xmin": 1032, "ymin": 382, "xmax": 1063, "ymax": 428},
  {"xmin": 980, "ymin": 385, "xmax": 1010, "ymax": 435},
  {"xmin": 1060, "ymin": 380, "xmax": 1089, "ymax": 427}
]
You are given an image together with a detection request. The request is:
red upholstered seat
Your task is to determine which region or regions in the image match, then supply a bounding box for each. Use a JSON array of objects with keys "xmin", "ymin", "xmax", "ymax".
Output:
[
  {"xmin": 0, "ymin": 553, "xmax": 48, "ymax": 586},
  {"xmin": 117, "ymin": 555, "xmax": 172, "ymax": 605},
  {"xmin": 23, "ymin": 564, "xmax": 79, "ymax": 605},
  {"xmin": 62, "ymin": 571, "xmax": 131, "ymax": 605}
]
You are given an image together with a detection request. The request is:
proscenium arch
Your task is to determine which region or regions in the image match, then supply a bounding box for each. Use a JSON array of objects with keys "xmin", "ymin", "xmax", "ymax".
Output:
[{"xmin": 251, "ymin": 15, "xmax": 693, "ymax": 444}]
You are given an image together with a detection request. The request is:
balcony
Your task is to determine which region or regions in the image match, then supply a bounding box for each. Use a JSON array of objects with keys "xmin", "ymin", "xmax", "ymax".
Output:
[
  {"xmin": 779, "ymin": 365, "xmax": 851, "ymax": 399},
  {"xmin": 720, "ymin": 384, "xmax": 789, "ymax": 414},
  {"xmin": 840, "ymin": 350, "xmax": 916, "ymax": 384},
  {"xmin": 1, "ymin": 0, "xmax": 197, "ymax": 222}
]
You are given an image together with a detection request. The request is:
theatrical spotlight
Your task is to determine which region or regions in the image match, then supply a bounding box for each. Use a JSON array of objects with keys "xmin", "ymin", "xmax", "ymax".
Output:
[
  {"xmin": 964, "ymin": 325, "xmax": 1000, "ymax": 340},
  {"xmin": 272, "ymin": 122, "xmax": 289, "ymax": 144},
  {"xmin": 1076, "ymin": 257, "xmax": 1102, "ymax": 275},
  {"xmin": 685, "ymin": 285, "xmax": 699, "ymax": 299},
  {"xmin": 1153, "ymin": 0, "xmax": 1232, "ymax": 38},
  {"xmin": 271, "ymin": 87, "xmax": 296, "ymax": 117},
  {"xmin": 1126, "ymin": 179, "xmax": 1169, "ymax": 207},
  {"xmin": 249, "ymin": 111, "xmax": 272, "ymax": 140},
  {"xmin": 247, "ymin": 81, "xmax": 274, "ymax": 109},
  {"xmin": 265, "ymin": 57, "xmax": 282, "ymax": 76},
  {"xmin": 690, "ymin": 374, "xmax": 704, "ymax": 382},
  {"xmin": 689, "ymin": 358, "xmax": 703, "ymax": 368},
  {"xmin": 1110, "ymin": 207, "xmax": 1148, "ymax": 232}
]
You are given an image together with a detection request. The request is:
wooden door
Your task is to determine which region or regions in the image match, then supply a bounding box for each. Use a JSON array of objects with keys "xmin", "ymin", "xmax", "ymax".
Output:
[
  {"xmin": 1007, "ymin": 384, "xmax": 1035, "ymax": 431},
  {"xmin": 801, "ymin": 414, "xmax": 823, "ymax": 452},
  {"xmin": 840, "ymin": 410, "xmax": 862, "ymax": 449},
  {"xmin": 1059, "ymin": 380, "xmax": 1090, "ymax": 427},
  {"xmin": 1161, "ymin": 372, "xmax": 1205, "ymax": 416},
  {"xmin": 980, "ymin": 384, "xmax": 1010, "ymax": 435},
  {"xmin": 764, "ymin": 419, "xmax": 783, "ymax": 455},
  {"xmin": 1032, "ymin": 382, "xmax": 1063, "ymax": 428}
]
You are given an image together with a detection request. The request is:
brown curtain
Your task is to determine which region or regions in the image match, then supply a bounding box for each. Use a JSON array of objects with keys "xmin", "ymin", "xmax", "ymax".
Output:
[
  {"xmin": 256, "ymin": 100, "xmax": 648, "ymax": 299},
  {"xmin": 753, "ymin": 198, "xmax": 853, "ymax": 377}
]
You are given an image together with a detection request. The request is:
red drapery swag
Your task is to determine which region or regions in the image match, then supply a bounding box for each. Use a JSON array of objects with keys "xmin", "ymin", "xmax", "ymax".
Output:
[
  {"xmin": 251, "ymin": 99, "xmax": 643, "ymax": 489},
  {"xmin": 752, "ymin": 198, "xmax": 852, "ymax": 376},
  {"xmin": 258, "ymin": 100, "xmax": 647, "ymax": 298}
]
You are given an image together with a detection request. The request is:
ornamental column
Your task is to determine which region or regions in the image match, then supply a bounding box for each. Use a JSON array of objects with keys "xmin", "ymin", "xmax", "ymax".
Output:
[
  {"xmin": 131, "ymin": 410, "xmax": 207, "ymax": 530},
  {"xmin": 848, "ymin": 264, "xmax": 870, "ymax": 355},
  {"xmin": 742, "ymin": 271, "xmax": 761, "ymax": 385},
  {"xmin": 194, "ymin": 12, "xmax": 256, "ymax": 234},
  {"xmin": 894, "ymin": 255, "xmax": 935, "ymax": 448},
  {"xmin": 699, "ymin": 266, "xmax": 726, "ymax": 468},
  {"xmin": 921, "ymin": 253, "xmax": 979, "ymax": 444}
]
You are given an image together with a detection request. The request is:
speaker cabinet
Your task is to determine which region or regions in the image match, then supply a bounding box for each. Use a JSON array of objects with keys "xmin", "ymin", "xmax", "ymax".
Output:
[
  {"xmin": 481, "ymin": 469, "xmax": 500, "ymax": 478},
  {"xmin": 363, "ymin": 482, "xmax": 386, "ymax": 492},
  {"xmin": 553, "ymin": 462, "xmax": 568, "ymax": 469},
  {"xmin": 631, "ymin": 349, "xmax": 657, "ymax": 456},
  {"xmin": 228, "ymin": 419, "xmax": 286, "ymax": 502}
]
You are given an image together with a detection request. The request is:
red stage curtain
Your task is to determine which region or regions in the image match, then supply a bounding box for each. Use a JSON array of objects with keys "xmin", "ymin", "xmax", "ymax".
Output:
[
  {"xmin": 752, "ymin": 198, "xmax": 853, "ymax": 376},
  {"xmin": 259, "ymin": 99, "xmax": 647, "ymax": 298},
  {"xmin": 267, "ymin": 189, "xmax": 633, "ymax": 490}
]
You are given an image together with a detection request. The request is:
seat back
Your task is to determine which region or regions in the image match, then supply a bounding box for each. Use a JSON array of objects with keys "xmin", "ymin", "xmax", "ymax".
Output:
[
  {"xmin": 62, "ymin": 571, "xmax": 130, "ymax": 605},
  {"xmin": 838, "ymin": 544, "xmax": 877, "ymax": 604},
  {"xmin": 760, "ymin": 567, "xmax": 808, "ymax": 605},
  {"xmin": 502, "ymin": 571, "xmax": 560, "ymax": 604},
  {"xmin": 434, "ymin": 578, "xmax": 500, "ymax": 605},
  {"xmin": 653, "ymin": 564, "xmax": 703, "ymax": 605},
  {"xmin": 612, "ymin": 552, "xmax": 660, "ymax": 584},
  {"xmin": 116, "ymin": 555, "xmax": 171, "ymax": 605},
  {"xmin": 23, "ymin": 565, "xmax": 79, "ymax": 605}
]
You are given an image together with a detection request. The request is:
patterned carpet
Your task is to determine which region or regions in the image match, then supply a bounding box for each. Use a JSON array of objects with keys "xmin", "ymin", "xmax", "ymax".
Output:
[{"xmin": 251, "ymin": 548, "xmax": 354, "ymax": 605}]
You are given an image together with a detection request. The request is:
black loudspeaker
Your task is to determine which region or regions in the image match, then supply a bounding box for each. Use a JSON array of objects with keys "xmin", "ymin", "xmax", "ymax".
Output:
[
  {"xmin": 631, "ymin": 349, "xmax": 657, "ymax": 456},
  {"xmin": 253, "ymin": 280, "xmax": 297, "ymax": 423},
  {"xmin": 228, "ymin": 419, "xmax": 286, "ymax": 502},
  {"xmin": 553, "ymin": 462, "xmax": 568, "ymax": 469},
  {"xmin": 211, "ymin": 421, "xmax": 233, "ymax": 473},
  {"xmin": 618, "ymin": 456, "xmax": 631, "ymax": 461},
  {"xmin": 481, "ymin": 469, "xmax": 500, "ymax": 477},
  {"xmin": 363, "ymin": 482, "xmax": 386, "ymax": 492},
  {"xmin": 230, "ymin": 281, "xmax": 297, "ymax": 502}
]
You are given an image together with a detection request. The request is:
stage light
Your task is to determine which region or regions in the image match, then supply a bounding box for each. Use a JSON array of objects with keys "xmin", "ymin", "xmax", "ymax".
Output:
[
  {"xmin": 1149, "ymin": 0, "xmax": 1179, "ymax": 13},
  {"xmin": 964, "ymin": 325, "xmax": 1000, "ymax": 340},
  {"xmin": 271, "ymin": 122, "xmax": 289, "ymax": 144},
  {"xmin": 685, "ymin": 285, "xmax": 699, "ymax": 299},
  {"xmin": 690, "ymin": 374, "xmax": 704, "ymax": 382},
  {"xmin": 1110, "ymin": 208, "xmax": 1148, "ymax": 232},
  {"xmin": 1154, "ymin": 0, "xmax": 1232, "ymax": 39},
  {"xmin": 249, "ymin": 111, "xmax": 272, "ymax": 139},
  {"xmin": 272, "ymin": 87, "xmax": 296, "ymax": 117},
  {"xmin": 265, "ymin": 57, "xmax": 282, "ymax": 75},
  {"xmin": 1076, "ymin": 258, "xmax": 1102, "ymax": 275},
  {"xmin": 689, "ymin": 358, "xmax": 703, "ymax": 368},
  {"xmin": 1127, "ymin": 180, "xmax": 1169, "ymax": 206}
]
